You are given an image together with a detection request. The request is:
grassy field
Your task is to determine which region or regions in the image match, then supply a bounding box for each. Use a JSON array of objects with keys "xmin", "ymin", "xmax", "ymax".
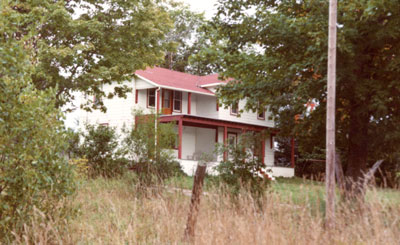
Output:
[{"xmin": 14, "ymin": 174, "xmax": 400, "ymax": 244}]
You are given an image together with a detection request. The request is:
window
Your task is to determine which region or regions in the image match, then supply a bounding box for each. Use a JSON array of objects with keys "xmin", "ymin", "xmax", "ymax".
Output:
[
  {"xmin": 147, "ymin": 88, "xmax": 156, "ymax": 108},
  {"xmin": 228, "ymin": 133, "xmax": 237, "ymax": 146},
  {"xmin": 163, "ymin": 90, "xmax": 171, "ymax": 109},
  {"xmin": 257, "ymin": 102, "xmax": 265, "ymax": 120},
  {"xmin": 173, "ymin": 91, "xmax": 182, "ymax": 112},
  {"xmin": 230, "ymin": 101, "xmax": 239, "ymax": 115}
]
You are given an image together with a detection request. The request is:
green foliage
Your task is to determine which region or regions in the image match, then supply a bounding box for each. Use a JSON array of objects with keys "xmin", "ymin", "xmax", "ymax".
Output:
[
  {"xmin": 123, "ymin": 112, "xmax": 183, "ymax": 185},
  {"xmin": 214, "ymin": 132, "xmax": 270, "ymax": 200},
  {"xmin": 6, "ymin": 0, "xmax": 174, "ymax": 111},
  {"xmin": 79, "ymin": 124, "xmax": 128, "ymax": 178},
  {"xmin": 198, "ymin": 0, "xmax": 400, "ymax": 180},
  {"xmin": 160, "ymin": 2, "xmax": 217, "ymax": 75},
  {"xmin": 0, "ymin": 3, "xmax": 76, "ymax": 240}
]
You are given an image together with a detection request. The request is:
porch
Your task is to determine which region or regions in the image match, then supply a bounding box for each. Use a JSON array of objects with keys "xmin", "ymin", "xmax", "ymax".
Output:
[{"xmin": 159, "ymin": 115, "xmax": 294, "ymax": 177}]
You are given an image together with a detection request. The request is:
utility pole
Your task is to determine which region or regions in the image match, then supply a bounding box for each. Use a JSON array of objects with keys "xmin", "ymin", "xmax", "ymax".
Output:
[{"xmin": 326, "ymin": 0, "xmax": 337, "ymax": 228}]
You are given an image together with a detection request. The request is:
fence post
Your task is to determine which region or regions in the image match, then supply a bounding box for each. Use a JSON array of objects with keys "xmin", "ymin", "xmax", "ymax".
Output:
[{"xmin": 184, "ymin": 163, "xmax": 207, "ymax": 242}]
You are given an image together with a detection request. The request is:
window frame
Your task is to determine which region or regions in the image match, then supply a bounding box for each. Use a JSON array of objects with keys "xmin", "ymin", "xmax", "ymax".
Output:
[
  {"xmin": 257, "ymin": 102, "xmax": 265, "ymax": 120},
  {"xmin": 147, "ymin": 88, "xmax": 156, "ymax": 108},
  {"xmin": 173, "ymin": 91, "xmax": 182, "ymax": 112},
  {"xmin": 230, "ymin": 101, "xmax": 239, "ymax": 116}
]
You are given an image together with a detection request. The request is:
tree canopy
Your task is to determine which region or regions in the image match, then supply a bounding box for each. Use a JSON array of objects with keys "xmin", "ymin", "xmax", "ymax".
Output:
[
  {"xmin": 199, "ymin": 0, "xmax": 400, "ymax": 181},
  {"xmin": 160, "ymin": 2, "xmax": 217, "ymax": 75},
  {"xmin": 7, "ymin": 0, "xmax": 174, "ymax": 112}
]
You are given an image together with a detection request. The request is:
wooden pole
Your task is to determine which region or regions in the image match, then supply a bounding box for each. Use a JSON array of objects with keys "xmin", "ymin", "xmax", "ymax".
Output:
[
  {"xmin": 290, "ymin": 137, "xmax": 295, "ymax": 168},
  {"xmin": 326, "ymin": 0, "xmax": 337, "ymax": 228},
  {"xmin": 184, "ymin": 163, "xmax": 207, "ymax": 242},
  {"xmin": 178, "ymin": 118, "xmax": 182, "ymax": 159}
]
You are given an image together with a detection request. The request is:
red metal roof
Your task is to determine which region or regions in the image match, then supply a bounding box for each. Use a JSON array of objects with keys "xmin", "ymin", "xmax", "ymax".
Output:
[{"xmin": 135, "ymin": 67, "xmax": 227, "ymax": 95}]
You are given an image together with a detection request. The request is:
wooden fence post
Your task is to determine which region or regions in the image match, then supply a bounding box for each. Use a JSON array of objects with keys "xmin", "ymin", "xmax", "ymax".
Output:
[
  {"xmin": 335, "ymin": 152, "xmax": 345, "ymax": 194},
  {"xmin": 184, "ymin": 163, "xmax": 207, "ymax": 242}
]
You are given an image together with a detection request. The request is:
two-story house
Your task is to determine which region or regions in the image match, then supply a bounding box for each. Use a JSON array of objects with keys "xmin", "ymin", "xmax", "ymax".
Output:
[{"xmin": 79, "ymin": 67, "xmax": 294, "ymax": 177}]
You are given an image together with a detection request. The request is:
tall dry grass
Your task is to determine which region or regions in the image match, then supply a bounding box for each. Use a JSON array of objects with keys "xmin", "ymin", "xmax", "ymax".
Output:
[{"xmin": 13, "ymin": 176, "xmax": 400, "ymax": 244}]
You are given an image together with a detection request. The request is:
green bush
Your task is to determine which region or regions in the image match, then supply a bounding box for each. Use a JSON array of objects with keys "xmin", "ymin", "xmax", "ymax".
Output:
[
  {"xmin": 123, "ymin": 113, "xmax": 184, "ymax": 185},
  {"xmin": 80, "ymin": 124, "xmax": 128, "ymax": 178},
  {"xmin": 0, "ymin": 18, "xmax": 76, "ymax": 240},
  {"xmin": 214, "ymin": 132, "xmax": 270, "ymax": 200}
]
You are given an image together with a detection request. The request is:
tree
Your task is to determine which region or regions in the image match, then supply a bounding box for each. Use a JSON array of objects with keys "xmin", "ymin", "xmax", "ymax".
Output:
[
  {"xmin": 0, "ymin": 3, "xmax": 76, "ymax": 239},
  {"xmin": 199, "ymin": 0, "xmax": 400, "ymax": 186},
  {"xmin": 160, "ymin": 2, "xmax": 219, "ymax": 75},
  {"xmin": 7, "ymin": 0, "xmax": 173, "ymax": 112}
]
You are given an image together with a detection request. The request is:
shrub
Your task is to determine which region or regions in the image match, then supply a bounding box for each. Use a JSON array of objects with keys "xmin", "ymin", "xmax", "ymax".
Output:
[
  {"xmin": 123, "ymin": 113, "xmax": 183, "ymax": 185},
  {"xmin": 214, "ymin": 132, "xmax": 270, "ymax": 200},
  {"xmin": 80, "ymin": 125, "xmax": 128, "ymax": 178},
  {"xmin": 0, "ymin": 24, "xmax": 76, "ymax": 240}
]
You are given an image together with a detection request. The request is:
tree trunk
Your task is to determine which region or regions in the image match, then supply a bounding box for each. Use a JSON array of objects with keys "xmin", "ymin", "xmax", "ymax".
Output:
[{"xmin": 345, "ymin": 104, "xmax": 369, "ymax": 195}]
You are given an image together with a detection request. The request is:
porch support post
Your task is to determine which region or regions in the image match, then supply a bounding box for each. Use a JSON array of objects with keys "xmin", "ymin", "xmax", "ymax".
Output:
[
  {"xmin": 188, "ymin": 92, "xmax": 192, "ymax": 114},
  {"xmin": 156, "ymin": 89, "xmax": 160, "ymax": 113},
  {"xmin": 215, "ymin": 127, "xmax": 218, "ymax": 143},
  {"xmin": 291, "ymin": 137, "xmax": 295, "ymax": 168},
  {"xmin": 223, "ymin": 126, "xmax": 228, "ymax": 161},
  {"xmin": 261, "ymin": 138, "xmax": 265, "ymax": 164},
  {"xmin": 178, "ymin": 118, "xmax": 183, "ymax": 159}
]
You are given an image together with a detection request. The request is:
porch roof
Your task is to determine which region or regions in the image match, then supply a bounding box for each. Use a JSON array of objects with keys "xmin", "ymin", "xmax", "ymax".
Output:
[{"xmin": 159, "ymin": 114, "xmax": 277, "ymax": 133}]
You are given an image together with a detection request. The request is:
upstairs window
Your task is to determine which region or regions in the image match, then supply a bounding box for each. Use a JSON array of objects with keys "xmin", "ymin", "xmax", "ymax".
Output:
[
  {"xmin": 147, "ymin": 88, "xmax": 156, "ymax": 108},
  {"xmin": 230, "ymin": 101, "xmax": 239, "ymax": 115},
  {"xmin": 257, "ymin": 102, "xmax": 265, "ymax": 120},
  {"xmin": 173, "ymin": 91, "xmax": 182, "ymax": 112},
  {"xmin": 258, "ymin": 110, "xmax": 265, "ymax": 120}
]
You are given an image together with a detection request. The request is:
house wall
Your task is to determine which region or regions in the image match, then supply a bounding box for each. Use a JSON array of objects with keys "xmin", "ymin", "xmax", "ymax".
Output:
[
  {"xmin": 79, "ymin": 81, "xmax": 135, "ymax": 131},
  {"xmin": 182, "ymin": 126, "xmax": 196, "ymax": 160},
  {"xmin": 194, "ymin": 128, "xmax": 216, "ymax": 157}
]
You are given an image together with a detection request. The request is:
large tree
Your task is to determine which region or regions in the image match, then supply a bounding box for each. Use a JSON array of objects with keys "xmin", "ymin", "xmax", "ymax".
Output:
[
  {"xmin": 200, "ymin": 0, "xmax": 400, "ymax": 184},
  {"xmin": 8, "ymin": 0, "xmax": 173, "ymax": 112},
  {"xmin": 160, "ymin": 2, "xmax": 218, "ymax": 75}
]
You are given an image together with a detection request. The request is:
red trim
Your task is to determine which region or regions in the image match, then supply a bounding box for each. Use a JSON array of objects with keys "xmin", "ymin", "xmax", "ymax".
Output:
[
  {"xmin": 187, "ymin": 92, "xmax": 191, "ymax": 114},
  {"xmin": 158, "ymin": 115, "xmax": 274, "ymax": 132},
  {"xmin": 216, "ymin": 99, "xmax": 219, "ymax": 111},
  {"xmin": 178, "ymin": 118, "xmax": 183, "ymax": 159},
  {"xmin": 135, "ymin": 89, "xmax": 138, "ymax": 104},
  {"xmin": 291, "ymin": 137, "xmax": 295, "ymax": 168},
  {"xmin": 223, "ymin": 126, "xmax": 228, "ymax": 161},
  {"xmin": 215, "ymin": 127, "xmax": 218, "ymax": 143},
  {"xmin": 261, "ymin": 139, "xmax": 265, "ymax": 164}
]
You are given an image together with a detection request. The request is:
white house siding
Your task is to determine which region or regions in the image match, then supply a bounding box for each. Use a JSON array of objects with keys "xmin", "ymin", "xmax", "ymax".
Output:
[
  {"xmin": 182, "ymin": 126, "xmax": 196, "ymax": 160},
  {"xmin": 79, "ymin": 81, "xmax": 135, "ymax": 132},
  {"xmin": 195, "ymin": 94, "xmax": 219, "ymax": 118},
  {"xmin": 194, "ymin": 127, "xmax": 216, "ymax": 158},
  {"xmin": 217, "ymin": 100, "xmax": 274, "ymax": 128}
]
